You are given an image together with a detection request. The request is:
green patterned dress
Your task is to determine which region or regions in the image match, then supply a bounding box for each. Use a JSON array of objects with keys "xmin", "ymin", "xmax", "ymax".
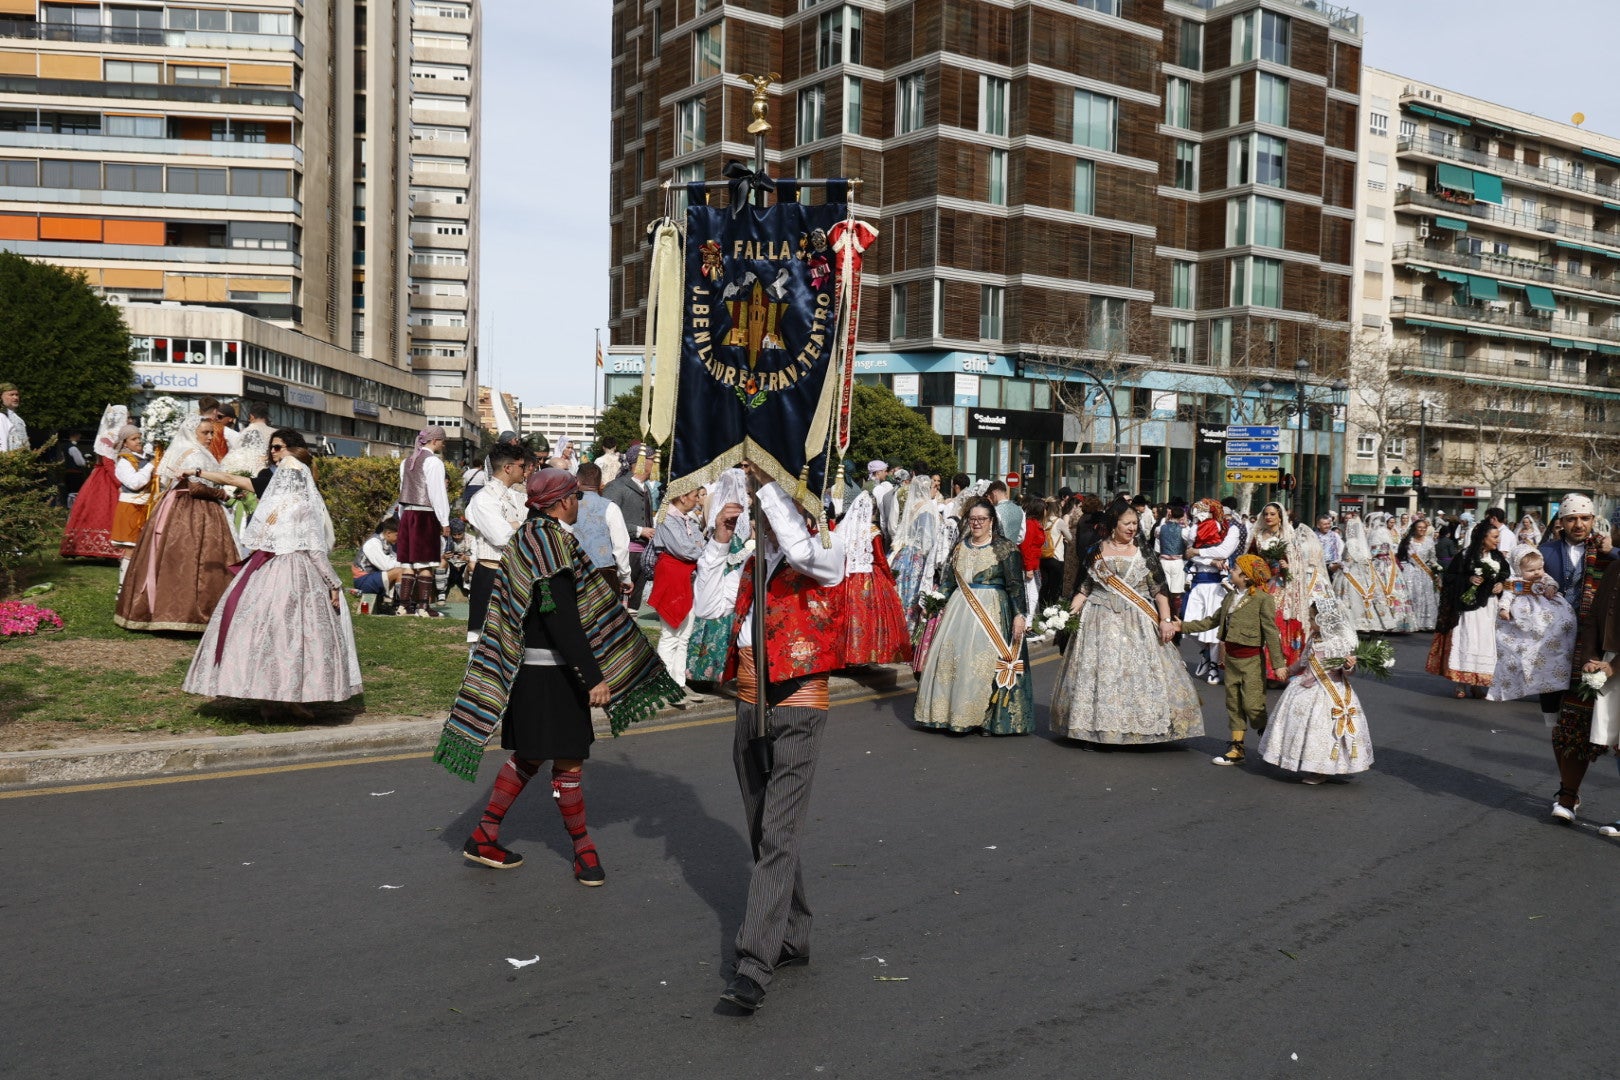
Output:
[{"xmin": 912, "ymin": 538, "xmax": 1034, "ymax": 735}]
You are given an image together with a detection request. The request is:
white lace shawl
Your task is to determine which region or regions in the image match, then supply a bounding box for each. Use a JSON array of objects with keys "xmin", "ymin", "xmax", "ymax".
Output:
[
  {"xmin": 1342, "ymin": 516, "xmax": 1372, "ymax": 566},
  {"xmin": 93, "ymin": 404, "xmax": 128, "ymax": 460},
  {"xmin": 240, "ymin": 457, "xmax": 335, "ymax": 555},
  {"xmin": 843, "ymin": 490, "xmax": 876, "ymax": 574},
  {"xmin": 157, "ymin": 415, "xmax": 218, "ymax": 486},
  {"xmin": 703, "ymin": 467, "xmax": 751, "ymax": 541},
  {"xmin": 220, "ymin": 425, "xmax": 270, "ymax": 475}
]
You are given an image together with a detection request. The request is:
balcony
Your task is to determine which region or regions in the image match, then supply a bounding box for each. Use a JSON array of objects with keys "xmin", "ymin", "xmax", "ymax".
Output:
[
  {"xmin": 0, "ymin": 76, "xmax": 302, "ymax": 111},
  {"xmin": 1, "ymin": 239, "xmax": 299, "ymax": 267},
  {"xmin": 1397, "ymin": 349, "xmax": 1620, "ymax": 390},
  {"xmin": 1397, "ymin": 134, "xmax": 1620, "ymax": 204},
  {"xmin": 1183, "ymin": 0, "xmax": 1362, "ymax": 34},
  {"xmin": 0, "ymin": 130, "xmax": 300, "ymax": 162},
  {"xmin": 0, "ymin": 19, "xmax": 301, "ymax": 56},
  {"xmin": 1390, "ymin": 295, "xmax": 1620, "ymax": 343},
  {"xmin": 1391, "ymin": 242, "xmax": 1620, "ymax": 300},
  {"xmin": 1395, "ymin": 188, "xmax": 1620, "ymax": 254}
]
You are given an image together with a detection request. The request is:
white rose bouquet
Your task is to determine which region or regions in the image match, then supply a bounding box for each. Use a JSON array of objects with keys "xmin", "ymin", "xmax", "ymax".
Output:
[{"xmin": 138, "ymin": 395, "xmax": 188, "ymax": 446}]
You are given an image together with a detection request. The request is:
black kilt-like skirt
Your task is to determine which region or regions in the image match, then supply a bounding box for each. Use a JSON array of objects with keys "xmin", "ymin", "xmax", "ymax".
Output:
[{"xmin": 502, "ymin": 663, "xmax": 595, "ymax": 761}]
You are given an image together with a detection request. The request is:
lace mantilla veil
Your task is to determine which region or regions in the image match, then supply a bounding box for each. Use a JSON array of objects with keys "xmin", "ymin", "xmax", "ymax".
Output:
[{"xmin": 240, "ymin": 457, "xmax": 335, "ymax": 555}]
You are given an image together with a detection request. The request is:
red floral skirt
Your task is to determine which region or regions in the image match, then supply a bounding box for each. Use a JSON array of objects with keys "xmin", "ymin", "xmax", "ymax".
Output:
[
  {"xmin": 841, "ymin": 538, "xmax": 912, "ymax": 666},
  {"xmin": 59, "ymin": 456, "xmax": 120, "ymax": 559}
]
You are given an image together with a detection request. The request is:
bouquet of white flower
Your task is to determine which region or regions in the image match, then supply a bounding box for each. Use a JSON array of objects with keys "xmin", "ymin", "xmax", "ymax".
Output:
[
  {"xmin": 1323, "ymin": 638, "xmax": 1396, "ymax": 680},
  {"xmin": 138, "ymin": 395, "xmax": 189, "ymax": 446},
  {"xmin": 918, "ymin": 589, "xmax": 948, "ymax": 619},
  {"xmin": 1578, "ymin": 668, "xmax": 1610, "ymax": 701},
  {"xmin": 1028, "ymin": 604, "xmax": 1080, "ymax": 646}
]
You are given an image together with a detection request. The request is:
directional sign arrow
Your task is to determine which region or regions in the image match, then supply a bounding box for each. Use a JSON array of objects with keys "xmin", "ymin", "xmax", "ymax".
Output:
[
  {"xmin": 1226, "ymin": 469, "xmax": 1280, "ymax": 484},
  {"xmin": 1227, "ymin": 440, "xmax": 1282, "ymax": 454},
  {"xmin": 1226, "ymin": 426, "xmax": 1281, "ymax": 439},
  {"xmin": 1225, "ymin": 454, "xmax": 1281, "ymax": 468}
]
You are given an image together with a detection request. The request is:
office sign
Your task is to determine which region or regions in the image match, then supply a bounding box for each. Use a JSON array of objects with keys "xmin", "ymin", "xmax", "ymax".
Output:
[
  {"xmin": 352, "ymin": 398, "xmax": 380, "ymax": 418},
  {"xmin": 284, "ymin": 385, "xmax": 326, "ymax": 410},
  {"xmin": 891, "ymin": 373, "xmax": 920, "ymax": 404},
  {"xmin": 965, "ymin": 408, "xmax": 1066, "ymax": 441},
  {"xmin": 243, "ymin": 375, "xmax": 286, "ymax": 403},
  {"xmin": 130, "ymin": 363, "xmax": 241, "ymax": 396}
]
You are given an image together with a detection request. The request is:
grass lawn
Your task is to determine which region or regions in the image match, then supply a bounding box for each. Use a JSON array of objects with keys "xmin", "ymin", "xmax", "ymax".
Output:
[{"xmin": 0, "ymin": 549, "xmax": 472, "ymax": 751}]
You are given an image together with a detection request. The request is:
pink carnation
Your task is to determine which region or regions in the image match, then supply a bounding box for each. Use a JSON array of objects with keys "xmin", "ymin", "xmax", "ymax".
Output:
[{"xmin": 0, "ymin": 601, "xmax": 63, "ymax": 638}]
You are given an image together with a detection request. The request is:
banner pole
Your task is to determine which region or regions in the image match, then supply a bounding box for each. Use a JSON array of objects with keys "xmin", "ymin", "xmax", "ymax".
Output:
[{"xmin": 743, "ymin": 73, "xmax": 775, "ymax": 769}]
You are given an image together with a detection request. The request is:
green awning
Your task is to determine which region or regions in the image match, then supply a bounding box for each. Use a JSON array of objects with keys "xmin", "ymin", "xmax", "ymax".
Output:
[
  {"xmin": 1472, "ymin": 171, "xmax": 1504, "ymax": 204},
  {"xmin": 1405, "ymin": 103, "xmax": 1472, "ymax": 127},
  {"xmin": 1404, "ymin": 104, "xmax": 1439, "ymax": 119},
  {"xmin": 1550, "ymin": 338, "xmax": 1578, "ymax": 349},
  {"xmin": 1604, "ymin": 203, "xmax": 1620, "ymax": 213},
  {"xmin": 1467, "ymin": 275, "xmax": 1501, "ymax": 300},
  {"xmin": 1436, "ymin": 163, "xmax": 1474, "ymax": 193},
  {"xmin": 1435, "ymin": 269, "xmax": 1471, "ymax": 284},
  {"xmin": 1555, "ymin": 240, "xmax": 1620, "ymax": 259},
  {"xmin": 1400, "ymin": 318, "xmax": 1463, "ymax": 332},
  {"xmin": 1525, "ymin": 284, "xmax": 1558, "ymax": 312},
  {"xmin": 1599, "ymin": 344, "xmax": 1620, "ymax": 356},
  {"xmin": 1584, "ymin": 149, "xmax": 1620, "ymax": 167},
  {"xmin": 1435, "ymin": 215, "xmax": 1470, "ymax": 231}
]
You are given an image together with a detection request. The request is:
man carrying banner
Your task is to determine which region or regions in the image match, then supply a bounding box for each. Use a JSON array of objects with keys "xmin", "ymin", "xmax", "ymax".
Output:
[{"xmin": 694, "ymin": 467, "xmax": 846, "ymax": 1013}]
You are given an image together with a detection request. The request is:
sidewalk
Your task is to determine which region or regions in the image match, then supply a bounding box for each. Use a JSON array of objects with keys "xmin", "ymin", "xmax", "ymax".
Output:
[{"xmin": 0, "ymin": 661, "xmax": 923, "ymax": 790}]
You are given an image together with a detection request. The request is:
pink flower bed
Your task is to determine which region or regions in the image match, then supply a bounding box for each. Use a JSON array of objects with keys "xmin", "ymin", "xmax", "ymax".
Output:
[{"xmin": 0, "ymin": 601, "xmax": 62, "ymax": 638}]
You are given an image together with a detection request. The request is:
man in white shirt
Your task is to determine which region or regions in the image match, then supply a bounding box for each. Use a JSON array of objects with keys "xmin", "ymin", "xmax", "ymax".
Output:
[
  {"xmin": 0, "ymin": 383, "xmax": 27, "ymax": 450},
  {"xmin": 462, "ymin": 443, "xmax": 529, "ymax": 643},
  {"xmin": 351, "ymin": 518, "xmax": 404, "ymax": 608}
]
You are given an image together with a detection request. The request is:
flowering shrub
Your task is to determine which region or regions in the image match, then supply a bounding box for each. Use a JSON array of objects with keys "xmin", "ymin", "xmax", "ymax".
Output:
[{"xmin": 0, "ymin": 600, "xmax": 62, "ymax": 637}]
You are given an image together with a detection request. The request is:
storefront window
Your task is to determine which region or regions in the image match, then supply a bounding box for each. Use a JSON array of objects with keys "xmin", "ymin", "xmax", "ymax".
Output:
[
  {"xmin": 1003, "ymin": 379, "xmax": 1032, "ymax": 410},
  {"xmin": 979, "ymin": 378, "xmax": 1001, "ymax": 407}
]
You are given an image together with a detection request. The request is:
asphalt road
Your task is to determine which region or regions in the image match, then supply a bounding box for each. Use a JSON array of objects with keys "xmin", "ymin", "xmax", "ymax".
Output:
[{"xmin": 6, "ymin": 634, "xmax": 1619, "ymax": 1080}]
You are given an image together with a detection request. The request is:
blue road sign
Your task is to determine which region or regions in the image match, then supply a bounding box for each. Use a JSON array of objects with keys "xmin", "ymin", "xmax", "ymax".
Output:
[
  {"xmin": 1226, "ymin": 426, "xmax": 1280, "ymax": 439},
  {"xmin": 1226, "ymin": 440, "xmax": 1281, "ymax": 454},
  {"xmin": 1225, "ymin": 454, "xmax": 1281, "ymax": 468}
]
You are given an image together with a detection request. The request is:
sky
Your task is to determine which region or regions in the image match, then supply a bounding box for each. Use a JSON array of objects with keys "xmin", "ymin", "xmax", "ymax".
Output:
[{"xmin": 477, "ymin": 0, "xmax": 1617, "ymax": 411}]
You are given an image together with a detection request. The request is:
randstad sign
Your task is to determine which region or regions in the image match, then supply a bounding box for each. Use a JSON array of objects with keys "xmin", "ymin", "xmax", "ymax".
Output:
[{"xmin": 130, "ymin": 363, "xmax": 242, "ymax": 396}]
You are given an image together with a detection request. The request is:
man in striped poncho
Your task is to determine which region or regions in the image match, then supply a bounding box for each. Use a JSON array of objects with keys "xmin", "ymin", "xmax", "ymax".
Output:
[{"xmin": 434, "ymin": 468, "xmax": 683, "ymax": 886}]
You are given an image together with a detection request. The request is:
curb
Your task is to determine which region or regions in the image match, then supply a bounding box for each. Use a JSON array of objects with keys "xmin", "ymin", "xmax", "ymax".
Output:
[{"xmin": 0, "ymin": 663, "xmax": 923, "ymax": 791}]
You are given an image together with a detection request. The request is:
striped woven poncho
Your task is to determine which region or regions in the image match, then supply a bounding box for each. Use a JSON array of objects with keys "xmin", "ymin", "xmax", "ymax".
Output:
[{"xmin": 432, "ymin": 515, "xmax": 684, "ymax": 782}]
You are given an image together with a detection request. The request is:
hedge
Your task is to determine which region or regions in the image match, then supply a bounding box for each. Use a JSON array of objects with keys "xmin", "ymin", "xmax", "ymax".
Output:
[
  {"xmin": 316, "ymin": 456, "xmax": 463, "ymax": 549},
  {"xmin": 0, "ymin": 445, "xmax": 64, "ymax": 595}
]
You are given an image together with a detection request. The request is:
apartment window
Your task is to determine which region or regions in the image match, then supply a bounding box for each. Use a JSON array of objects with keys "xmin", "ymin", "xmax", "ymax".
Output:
[
  {"xmin": 41, "ymin": 159, "xmax": 100, "ymax": 189},
  {"xmin": 1365, "ymin": 161, "xmax": 1387, "ymax": 190},
  {"xmin": 1234, "ymin": 10, "xmax": 1290, "ymax": 64},
  {"xmin": 671, "ymin": 160, "xmax": 704, "ymax": 216},
  {"xmin": 171, "ymin": 65, "xmax": 224, "ymax": 86},
  {"xmin": 411, "ymin": 249, "xmax": 467, "ymax": 266},
  {"xmin": 980, "ymin": 285, "xmax": 1004, "ymax": 340},
  {"xmin": 932, "ymin": 280, "xmax": 944, "ymax": 337},
  {"xmin": 817, "ymin": 6, "xmax": 862, "ymax": 67},
  {"xmin": 1171, "ymin": 260, "xmax": 1194, "ymax": 309},
  {"xmin": 1176, "ymin": 18, "xmax": 1203, "ymax": 71},
  {"xmin": 1356, "ymin": 434, "xmax": 1376, "ymax": 458},
  {"xmin": 411, "ymin": 31, "xmax": 470, "ymax": 50},
  {"xmin": 1258, "ymin": 73, "xmax": 1289, "ymax": 126},
  {"xmin": 104, "ymin": 60, "xmax": 160, "ymax": 83},
  {"xmin": 1255, "ymin": 135, "xmax": 1285, "ymax": 187},
  {"xmin": 0, "ymin": 159, "xmax": 36, "ymax": 186},
  {"xmin": 844, "ymin": 76, "xmax": 862, "ymax": 134},
  {"xmin": 1369, "ymin": 111, "xmax": 1389, "ymax": 138},
  {"xmin": 675, "ymin": 95, "xmax": 706, "ymax": 154},
  {"xmin": 105, "ymin": 163, "xmax": 162, "ymax": 191},
  {"xmin": 1558, "ymin": 449, "xmax": 1576, "ymax": 468},
  {"xmin": 1073, "ymin": 159, "xmax": 1095, "ymax": 214},
  {"xmin": 650, "ymin": 6, "xmax": 662, "ymax": 54},
  {"xmin": 214, "ymin": 120, "xmax": 267, "ymax": 143},
  {"xmin": 1228, "ymin": 77, "xmax": 1242, "ymax": 127},
  {"xmin": 1210, "ymin": 317, "xmax": 1232, "ymax": 365},
  {"xmin": 411, "ymin": 63, "xmax": 469, "ymax": 81},
  {"xmin": 1399, "ymin": 118, "xmax": 1417, "ymax": 141},
  {"xmin": 1386, "ymin": 437, "xmax": 1406, "ymax": 459},
  {"xmin": 797, "ymin": 85, "xmax": 824, "ymax": 143},
  {"xmin": 167, "ymin": 7, "xmax": 228, "ymax": 30},
  {"xmin": 1232, "ymin": 255, "xmax": 1283, "ymax": 306},
  {"xmin": 1088, "ymin": 296, "xmax": 1126, "ymax": 351},
  {"xmin": 891, "ymin": 283, "xmax": 906, "ymax": 338},
  {"xmin": 416, "ymin": 94, "xmax": 468, "ymax": 112},
  {"xmin": 167, "ymin": 166, "xmax": 227, "ymax": 195},
  {"xmin": 1173, "ymin": 140, "xmax": 1198, "ymax": 191},
  {"xmin": 230, "ymin": 168, "xmax": 290, "ymax": 197},
  {"xmin": 1225, "ymin": 197, "xmax": 1249, "ymax": 245},
  {"xmin": 1170, "ymin": 319, "xmax": 1193, "ymax": 364},
  {"xmin": 897, "ymin": 73, "xmax": 925, "ymax": 135},
  {"xmin": 233, "ymin": 10, "xmax": 292, "ymax": 33},
  {"xmin": 1228, "ymin": 135, "xmax": 1250, "ymax": 186},
  {"xmin": 412, "ymin": 156, "xmax": 467, "ymax": 174},
  {"xmin": 693, "ymin": 24, "xmax": 723, "ymax": 80},
  {"xmin": 795, "ymin": 154, "xmax": 812, "ymax": 183},
  {"xmin": 106, "ymin": 114, "xmax": 163, "ymax": 138},
  {"xmin": 1164, "ymin": 77, "xmax": 1191, "ymax": 129},
  {"xmin": 1076, "ymin": 0, "xmax": 1119, "ymax": 13},
  {"xmin": 988, "ymin": 149, "xmax": 1007, "ymax": 206},
  {"xmin": 412, "ymin": 125, "xmax": 468, "ymax": 143},
  {"xmin": 1073, "ymin": 90, "xmax": 1116, "ymax": 151},
  {"xmin": 1364, "ymin": 218, "xmax": 1386, "ymax": 245},
  {"xmin": 980, "ymin": 75, "xmax": 1009, "ymax": 136},
  {"xmin": 230, "ymin": 221, "xmax": 293, "ymax": 250}
]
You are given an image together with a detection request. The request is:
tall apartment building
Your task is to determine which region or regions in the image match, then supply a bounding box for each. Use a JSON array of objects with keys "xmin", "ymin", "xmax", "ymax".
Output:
[
  {"xmin": 519, "ymin": 403, "xmax": 599, "ymax": 448},
  {"xmin": 0, "ymin": 0, "xmax": 456, "ymax": 453},
  {"xmin": 1353, "ymin": 68, "xmax": 1620, "ymax": 519},
  {"xmin": 407, "ymin": 0, "xmax": 479, "ymax": 449},
  {"xmin": 607, "ymin": 0, "xmax": 1362, "ymax": 510}
]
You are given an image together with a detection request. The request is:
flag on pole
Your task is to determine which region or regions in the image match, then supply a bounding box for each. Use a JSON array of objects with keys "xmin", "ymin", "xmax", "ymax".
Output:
[{"xmin": 595, "ymin": 332, "xmax": 604, "ymax": 369}]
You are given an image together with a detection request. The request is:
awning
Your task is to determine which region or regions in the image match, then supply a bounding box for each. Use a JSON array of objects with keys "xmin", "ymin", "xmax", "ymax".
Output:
[
  {"xmin": 1599, "ymin": 344, "xmax": 1620, "ymax": 356},
  {"xmin": 1550, "ymin": 338, "xmax": 1578, "ymax": 349},
  {"xmin": 1436, "ymin": 163, "xmax": 1475, "ymax": 193},
  {"xmin": 1524, "ymin": 284, "xmax": 1558, "ymax": 313},
  {"xmin": 1433, "ymin": 109, "xmax": 1473, "ymax": 128},
  {"xmin": 1467, "ymin": 275, "xmax": 1501, "ymax": 300},
  {"xmin": 1604, "ymin": 202, "xmax": 1620, "ymax": 213},
  {"xmin": 1472, "ymin": 171, "xmax": 1504, "ymax": 205},
  {"xmin": 1399, "ymin": 318, "xmax": 1463, "ymax": 332},
  {"xmin": 1404, "ymin": 104, "xmax": 1439, "ymax": 119},
  {"xmin": 1555, "ymin": 240, "xmax": 1620, "ymax": 259},
  {"xmin": 1435, "ymin": 215, "xmax": 1470, "ymax": 231},
  {"xmin": 1583, "ymin": 148, "xmax": 1620, "ymax": 168},
  {"xmin": 1435, "ymin": 269, "xmax": 1471, "ymax": 285}
]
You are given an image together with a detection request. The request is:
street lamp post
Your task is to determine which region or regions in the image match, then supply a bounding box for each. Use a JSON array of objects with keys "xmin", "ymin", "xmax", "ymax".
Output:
[
  {"xmin": 1075, "ymin": 373, "xmax": 1122, "ymax": 493},
  {"xmin": 1258, "ymin": 359, "xmax": 1349, "ymax": 522},
  {"xmin": 1416, "ymin": 398, "xmax": 1430, "ymax": 511}
]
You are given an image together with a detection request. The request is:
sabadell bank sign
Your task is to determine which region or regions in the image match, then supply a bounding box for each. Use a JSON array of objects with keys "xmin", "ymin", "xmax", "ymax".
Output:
[{"xmin": 130, "ymin": 363, "xmax": 242, "ymax": 396}]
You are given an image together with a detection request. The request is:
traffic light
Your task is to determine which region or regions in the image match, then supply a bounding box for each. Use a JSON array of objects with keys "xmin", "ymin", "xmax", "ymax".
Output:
[
  {"xmin": 1412, "ymin": 468, "xmax": 1424, "ymax": 496},
  {"xmin": 1279, "ymin": 472, "xmax": 1296, "ymax": 491}
]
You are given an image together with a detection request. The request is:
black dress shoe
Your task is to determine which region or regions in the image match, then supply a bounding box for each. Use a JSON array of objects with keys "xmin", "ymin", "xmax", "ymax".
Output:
[
  {"xmin": 775, "ymin": 947, "xmax": 809, "ymax": 969},
  {"xmin": 719, "ymin": 974, "xmax": 765, "ymax": 1012}
]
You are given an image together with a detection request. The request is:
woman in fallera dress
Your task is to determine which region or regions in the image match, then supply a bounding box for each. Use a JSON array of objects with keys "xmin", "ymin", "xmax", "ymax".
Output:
[
  {"xmin": 59, "ymin": 404, "xmax": 127, "ymax": 559},
  {"xmin": 912, "ymin": 498, "xmax": 1034, "ymax": 735},
  {"xmin": 183, "ymin": 442, "xmax": 362, "ymax": 719},
  {"xmin": 1397, "ymin": 518, "xmax": 1440, "ymax": 633},
  {"xmin": 114, "ymin": 414, "xmax": 250, "ymax": 633},
  {"xmin": 1259, "ymin": 588, "xmax": 1374, "ymax": 783},
  {"xmin": 1367, "ymin": 512, "xmax": 1414, "ymax": 632},
  {"xmin": 1050, "ymin": 503, "xmax": 1203, "ymax": 746},
  {"xmin": 1427, "ymin": 519, "xmax": 1511, "ymax": 698}
]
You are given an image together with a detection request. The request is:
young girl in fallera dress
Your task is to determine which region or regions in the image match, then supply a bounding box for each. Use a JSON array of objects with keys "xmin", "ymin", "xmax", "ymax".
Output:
[{"xmin": 1259, "ymin": 588, "xmax": 1374, "ymax": 784}]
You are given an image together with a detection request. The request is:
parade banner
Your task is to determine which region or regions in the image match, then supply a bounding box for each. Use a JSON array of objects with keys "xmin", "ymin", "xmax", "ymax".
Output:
[{"xmin": 664, "ymin": 201, "xmax": 849, "ymax": 516}]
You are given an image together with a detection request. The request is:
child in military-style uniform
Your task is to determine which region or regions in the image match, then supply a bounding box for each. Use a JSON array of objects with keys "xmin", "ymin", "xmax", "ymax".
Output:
[{"xmin": 1180, "ymin": 554, "xmax": 1285, "ymax": 767}]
